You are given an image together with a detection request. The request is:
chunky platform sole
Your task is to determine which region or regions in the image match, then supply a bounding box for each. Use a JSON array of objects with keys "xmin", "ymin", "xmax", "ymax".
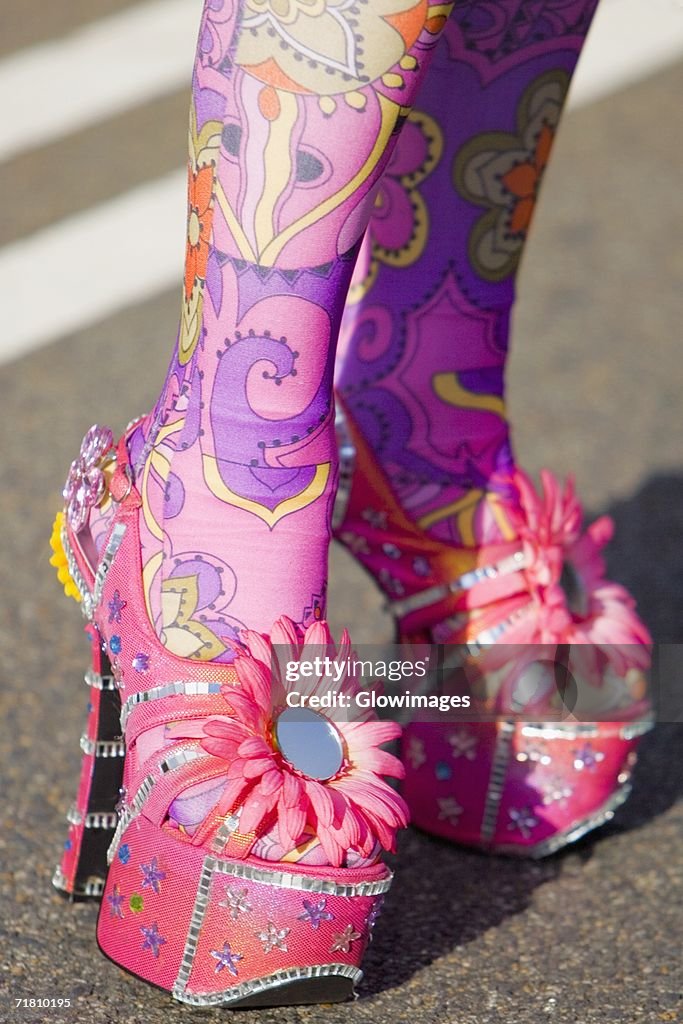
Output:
[
  {"xmin": 401, "ymin": 715, "xmax": 653, "ymax": 856},
  {"xmin": 53, "ymin": 626, "xmax": 124, "ymax": 900},
  {"xmin": 98, "ymin": 814, "xmax": 389, "ymax": 1007}
]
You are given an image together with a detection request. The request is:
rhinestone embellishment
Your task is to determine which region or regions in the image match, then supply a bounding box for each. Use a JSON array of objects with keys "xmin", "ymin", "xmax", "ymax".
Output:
[{"xmin": 63, "ymin": 425, "xmax": 114, "ymax": 531}]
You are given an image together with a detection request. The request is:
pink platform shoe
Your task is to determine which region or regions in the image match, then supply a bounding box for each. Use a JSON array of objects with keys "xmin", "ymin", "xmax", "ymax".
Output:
[
  {"xmin": 334, "ymin": 402, "xmax": 653, "ymax": 856},
  {"xmin": 52, "ymin": 423, "xmax": 406, "ymax": 1006}
]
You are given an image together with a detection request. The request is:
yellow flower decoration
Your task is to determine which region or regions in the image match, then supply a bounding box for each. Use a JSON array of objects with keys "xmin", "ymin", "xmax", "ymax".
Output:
[{"xmin": 49, "ymin": 511, "xmax": 82, "ymax": 603}]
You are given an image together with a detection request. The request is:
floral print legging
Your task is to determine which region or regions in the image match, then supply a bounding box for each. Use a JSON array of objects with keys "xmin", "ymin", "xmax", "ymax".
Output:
[{"xmin": 118, "ymin": 0, "xmax": 599, "ymax": 661}]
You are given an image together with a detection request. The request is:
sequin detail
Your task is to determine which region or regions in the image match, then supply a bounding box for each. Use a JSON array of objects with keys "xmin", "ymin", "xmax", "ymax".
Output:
[
  {"xmin": 220, "ymin": 887, "xmax": 252, "ymax": 920},
  {"xmin": 140, "ymin": 856, "xmax": 166, "ymax": 894},
  {"xmin": 108, "ymin": 591, "xmax": 127, "ymax": 624},
  {"xmin": 140, "ymin": 921, "xmax": 166, "ymax": 958},
  {"xmin": 330, "ymin": 924, "xmax": 362, "ymax": 954},
  {"xmin": 63, "ymin": 424, "xmax": 114, "ymax": 532},
  {"xmin": 298, "ymin": 897, "xmax": 334, "ymax": 930},
  {"xmin": 257, "ymin": 921, "xmax": 290, "ymax": 954},
  {"xmin": 210, "ymin": 942, "xmax": 243, "ymax": 975},
  {"xmin": 107, "ymin": 884, "xmax": 125, "ymax": 920}
]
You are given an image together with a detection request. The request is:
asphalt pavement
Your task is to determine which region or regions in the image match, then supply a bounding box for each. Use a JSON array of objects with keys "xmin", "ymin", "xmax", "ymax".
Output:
[{"xmin": 1, "ymin": 49, "xmax": 682, "ymax": 1024}]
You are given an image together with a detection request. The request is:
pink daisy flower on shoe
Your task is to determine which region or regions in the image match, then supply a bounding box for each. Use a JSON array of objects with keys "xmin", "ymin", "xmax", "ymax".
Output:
[
  {"xmin": 480, "ymin": 469, "xmax": 651, "ymax": 711},
  {"xmin": 200, "ymin": 618, "xmax": 408, "ymax": 867}
]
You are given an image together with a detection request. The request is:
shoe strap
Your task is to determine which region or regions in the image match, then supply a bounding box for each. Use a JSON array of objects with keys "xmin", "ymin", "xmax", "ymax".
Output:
[
  {"xmin": 387, "ymin": 549, "xmax": 529, "ymax": 622},
  {"xmin": 109, "ymin": 432, "xmax": 140, "ymax": 507}
]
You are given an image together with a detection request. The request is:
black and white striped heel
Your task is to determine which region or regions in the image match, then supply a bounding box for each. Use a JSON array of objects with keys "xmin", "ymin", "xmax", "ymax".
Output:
[{"xmin": 53, "ymin": 627, "xmax": 124, "ymax": 900}]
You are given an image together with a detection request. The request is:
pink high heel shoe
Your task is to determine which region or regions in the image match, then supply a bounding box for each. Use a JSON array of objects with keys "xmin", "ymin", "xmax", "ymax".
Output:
[
  {"xmin": 52, "ymin": 423, "xmax": 406, "ymax": 1006},
  {"xmin": 334, "ymin": 402, "xmax": 653, "ymax": 856}
]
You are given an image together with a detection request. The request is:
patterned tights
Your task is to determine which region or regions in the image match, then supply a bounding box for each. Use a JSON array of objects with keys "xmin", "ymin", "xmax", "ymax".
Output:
[{"xmin": 121, "ymin": 0, "xmax": 599, "ymax": 660}]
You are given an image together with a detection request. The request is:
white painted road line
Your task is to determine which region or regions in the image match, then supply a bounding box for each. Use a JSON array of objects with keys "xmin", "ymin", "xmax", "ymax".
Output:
[
  {"xmin": 0, "ymin": 170, "xmax": 186, "ymax": 364},
  {"xmin": 568, "ymin": 0, "xmax": 683, "ymax": 108},
  {"xmin": 0, "ymin": 0, "xmax": 682, "ymax": 164},
  {"xmin": 1, "ymin": 0, "xmax": 682, "ymax": 364},
  {"xmin": 0, "ymin": 0, "xmax": 199, "ymax": 163}
]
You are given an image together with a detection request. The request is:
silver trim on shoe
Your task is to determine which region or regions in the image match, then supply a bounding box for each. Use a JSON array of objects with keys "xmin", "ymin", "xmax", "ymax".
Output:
[
  {"xmin": 67, "ymin": 804, "xmax": 118, "ymax": 829},
  {"xmin": 107, "ymin": 773, "xmax": 156, "ymax": 864},
  {"xmin": 172, "ymin": 853, "xmax": 389, "ymax": 1004},
  {"xmin": 120, "ymin": 680, "xmax": 223, "ymax": 730},
  {"xmin": 159, "ymin": 748, "xmax": 207, "ymax": 774},
  {"xmin": 209, "ymin": 857, "xmax": 393, "ymax": 897},
  {"xmin": 175, "ymin": 964, "xmax": 363, "ymax": 1007},
  {"xmin": 388, "ymin": 550, "xmax": 527, "ymax": 621},
  {"xmin": 495, "ymin": 783, "xmax": 633, "ymax": 859},
  {"xmin": 106, "ymin": 744, "xmax": 208, "ymax": 863},
  {"xmin": 79, "ymin": 734, "xmax": 125, "ymax": 758},
  {"xmin": 84, "ymin": 668, "xmax": 117, "ymax": 690},
  {"xmin": 52, "ymin": 865, "xmax": 105, "ymax": 898},
  {"xmin": 60, "ymin": 520, "xmax": 94, "ymax": 618},
  {"xmin": 60, "ymin": 519, "xmax": 127, "ymax": 621},
  {"xmin": 211, "ymin": 812, "xmax": 242, "ymax": 853},
  {"xmin": 480, "ymin": 719, "xmax": 516, "ymax": 844},
  {"xmin": 520, "ymin": 712, "xmax": 654, "ymax": 742},
  {"xmin": 92, "ymin": 522, "xmax": 127, "ymax": 611}
]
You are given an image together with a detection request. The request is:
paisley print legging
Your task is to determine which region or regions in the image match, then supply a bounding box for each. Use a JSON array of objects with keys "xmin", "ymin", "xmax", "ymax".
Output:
[{"xmin": 125, "ymin": 0, "xmax": 599, "ymax": 661}]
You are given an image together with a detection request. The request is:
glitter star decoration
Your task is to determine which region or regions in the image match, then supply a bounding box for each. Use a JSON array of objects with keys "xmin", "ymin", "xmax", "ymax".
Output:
[
  {"xmin": 339, "ymin": 531, "xmax": 370, "ymax": 557},
  {"xmin": 448, "ymin": 729, "xmax": 478, "ymax": 761},
  {"xmin": 365, "ymin": 896, "xmax": 385, "ymax": 941},
  {"xmin": 132, "ymin": 652, "xmax": 150, "ymax": 673},
  {"xmin": 507, "ymin": 806, "xmax": 539, "ymax": 838},
  {"xmin": 107, "ymin": 590, "xmax": 127, "ymax": 624},
  {"xmin": 378, "ymin": 568, "xmax": 405, "ymax": 597},
  {"xmin": 330, "ymin": 924, "xmax": 362, "ymax": 954},
  {"xmin": 107, "ymin": 884, "xmax": 124, "ymax": 920},
  {"xmin": 540, "ymin": 775, "xmax": 574, "ymax": 807},
  {"xmin": 210, "ymin": 941, "xmax": 243, "ymax": 976},
  {"xmin": 220, "ymin": 886, "xmax": 252, "ymax": 920},
  {"xmin": 437, "ymin": 796, "xmax": 463, "ymax": 825},
  {"xmin": 257, "ymin": 921, "xmax": 290, "ymax": 954},
  {"xmin": 572, "ymin": 743, "xmax": 605, "ymax": 772},
  {"xmin": 140, "ymin": 921, "xmax": 166, "ymax": 958},
  {"xmin": 298, "ymin": 897, "xmax": 334, "ymax": 930},
  {"xmin": 516, "ymin": 741, "xmax": 552, "ymax": 766},
  {"xmin": 362, "ymin": 507, "xmax": 387, "ymax": 530},
  {"xmin": 140, "ymin": 856, "xmax": 166, "ymax": 894},
  {"xmin": 405, "ymin": 736, "xmax": 426, "ymax": 770}
]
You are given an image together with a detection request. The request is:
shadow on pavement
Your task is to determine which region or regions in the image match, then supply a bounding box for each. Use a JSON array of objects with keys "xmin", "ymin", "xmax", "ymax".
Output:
[{"xmin": 356, "ymin": 471, "xmax": 683, "ymax": 997}]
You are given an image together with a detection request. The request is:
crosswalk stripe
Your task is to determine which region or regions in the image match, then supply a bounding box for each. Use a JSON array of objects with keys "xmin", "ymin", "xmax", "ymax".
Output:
[
  {"xmin": 567, "ymin": 0, "xmax": 683, "ymax": 109},
  {"xmin": 1, "ymin": 0, "xmax": 682, "ymax": 364},
  {"xmin": 0, "ymin": 0, "xmax": 198, "ymax": 163},
  {"xmin": 0, "ymin": 170, "xmax": 185, "ymax": 364},
  {"xmin": 1, "ymin": 0, "xmax": 682, "ymax": 165}
]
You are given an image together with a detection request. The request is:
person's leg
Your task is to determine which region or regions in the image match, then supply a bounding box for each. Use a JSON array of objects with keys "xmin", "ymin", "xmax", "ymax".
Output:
[
  {"xmin": 119, "ymin": 0, "xmax": 454, "ymax": 660},
  {"xmin": 335, "ymin": 1, "xmax": 601, "ymax": 593},
  {"xmin": 333, "ymin": 3, "xmax": 652, "ymax": 854},
  {"xmin": 55, "ymin": 0, "xmax": 456, "ymax": 914}
]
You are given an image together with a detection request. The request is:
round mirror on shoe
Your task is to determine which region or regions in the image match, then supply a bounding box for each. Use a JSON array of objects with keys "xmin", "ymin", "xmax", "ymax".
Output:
[{"xmin": 274, "ymin": 707, "xmax": 345, "ymax": 780}]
